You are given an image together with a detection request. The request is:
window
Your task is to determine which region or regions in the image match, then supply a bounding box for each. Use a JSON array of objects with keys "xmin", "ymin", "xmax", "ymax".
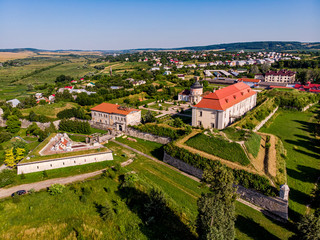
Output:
[
  {"xmin": 37, "ymin": 166, "xmax": 39, "ymax": 169},
  {"xmin": 63, "ymin": 162, "xmax": 65, "ymax": 165},
  {"xmin": 198, "ymin": 121, "xmax": 202, "ymax": 126},
  {"xmin": 50, "ymin": 164, "xmax": 52, "ymax": 167},
  {"xmin": 74, "ymin": 161, "xmax": 76, "ymax": 163},
  {"xmin": 211, "ymin": 123, "xmax": 215, "ymax": 128},
  {"xmin": 199, "ymin": 111, "xmax": 202, "ymax": 117}
]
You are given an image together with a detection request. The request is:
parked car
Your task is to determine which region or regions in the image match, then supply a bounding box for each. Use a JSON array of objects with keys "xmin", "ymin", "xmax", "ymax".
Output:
[{"xmin": 11, "ymin": 190, "xmax": 27, "ymax": 197}]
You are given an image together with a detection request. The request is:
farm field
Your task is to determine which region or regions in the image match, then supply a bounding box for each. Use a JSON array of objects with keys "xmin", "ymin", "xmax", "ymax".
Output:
[
  {"xmin": 185, "ymin": 133, "xmax": 251, "ymax": 166},
  {"xmin": 260, "ymin": 105, "xmax": 320, "ymax": 220},
  {"xmin": 0, "ymin": 57, "xmax": 96, "ymax": 100}
]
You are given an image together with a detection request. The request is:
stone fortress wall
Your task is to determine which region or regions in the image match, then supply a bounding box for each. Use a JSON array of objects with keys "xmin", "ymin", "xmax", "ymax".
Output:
[{"xmin": 17, "ymin": 151, "xmax": 113, "ymax": 174}]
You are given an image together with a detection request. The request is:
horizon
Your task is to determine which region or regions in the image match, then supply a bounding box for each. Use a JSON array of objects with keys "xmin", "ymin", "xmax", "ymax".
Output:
[{"xmin": 0, "ymin": 0, "xmax": 319, "ymax": 50}]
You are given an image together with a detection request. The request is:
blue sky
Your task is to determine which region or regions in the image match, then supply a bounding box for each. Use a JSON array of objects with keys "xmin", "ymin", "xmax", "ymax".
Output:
[{"xmin": 0, "ymin": 0, "xmax": 319, "ymax": 50}]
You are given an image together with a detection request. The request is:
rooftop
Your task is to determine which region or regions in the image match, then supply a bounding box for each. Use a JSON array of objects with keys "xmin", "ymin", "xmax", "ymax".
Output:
[
  {"xmin": 194, "ymin": 82, "xmax": 256, "ymax": 111},
  {"xmin": 91, "ymin": 102, "xmax": 140, "ymax": 115}
]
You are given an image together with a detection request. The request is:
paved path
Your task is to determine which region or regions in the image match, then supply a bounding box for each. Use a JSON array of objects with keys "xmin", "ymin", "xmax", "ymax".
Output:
[
  {"xmin": 0, "ymin": 160, "xmax": 131, "ymax": 199},
  {"xmin": 111, "ymin": 139, "xmax": 279, "ymax": 219}
]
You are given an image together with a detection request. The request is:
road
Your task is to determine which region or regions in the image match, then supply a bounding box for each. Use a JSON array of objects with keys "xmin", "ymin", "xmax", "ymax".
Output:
[{"xmin": 0, "ymin": 160, "xmax": 131, "ymax": 199}]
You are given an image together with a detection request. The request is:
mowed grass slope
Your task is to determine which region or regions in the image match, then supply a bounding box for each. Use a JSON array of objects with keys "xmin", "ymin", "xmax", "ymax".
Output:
[
  {"xmin": 185, "ymin": 133, "xmax": 251, "ymax": 166},
  {"xmin": 107, "ymin": 140, "xmax": 294, "ymax": 239},
  {"xmin": 260, "ymin": 106, "xmax": 320, "ymax": 219}
]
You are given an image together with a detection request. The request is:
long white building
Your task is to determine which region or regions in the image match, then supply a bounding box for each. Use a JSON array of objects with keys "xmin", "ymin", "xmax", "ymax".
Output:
[{"xmin": 192, "ymin": 82, "xmax": 257, "ymax": 129}]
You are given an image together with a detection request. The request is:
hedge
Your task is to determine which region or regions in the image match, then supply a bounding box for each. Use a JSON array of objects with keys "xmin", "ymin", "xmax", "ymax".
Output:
[{"xmin": 164, "ymin": 143, "xmax": 277, "ymax": 196}]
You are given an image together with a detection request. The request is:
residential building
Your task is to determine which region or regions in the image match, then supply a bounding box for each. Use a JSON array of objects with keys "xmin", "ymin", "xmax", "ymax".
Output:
[
  {"xmin": 192, "ymin": 82, "xmax": 257, "ymax": 129},
  {"xmin": 265, "ymin": 69, "xmax": 296, "ymax": 83},
  {"xmin": 6, "ymin": 99, "xmax": 21, "ymax": 108},
  {"xmin": 91, "ymin": 103, "xmax": 141, "ymax": 131},
  {"xmin": 163, "ymin": 71, "xmax": 172, "ymax": 75}
]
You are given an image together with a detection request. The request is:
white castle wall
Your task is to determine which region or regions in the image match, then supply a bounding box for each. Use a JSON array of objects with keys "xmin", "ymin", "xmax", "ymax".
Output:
[{"xmin": 17, "ymin": 151, "xmax": 113, "ymax": 175}]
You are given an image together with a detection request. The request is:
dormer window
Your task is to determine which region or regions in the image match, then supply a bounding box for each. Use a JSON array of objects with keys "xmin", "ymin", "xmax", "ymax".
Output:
[
  {"xmin": 225, "ymin": 98, "xmax": 229, "ymax": 103},
  {"xmin": 241, "ymin": 92, "xmax": 244, "ymax": 96},
  {"xmin": 233, "ymin": 95, "xmax": 236, "ymax": 99}
]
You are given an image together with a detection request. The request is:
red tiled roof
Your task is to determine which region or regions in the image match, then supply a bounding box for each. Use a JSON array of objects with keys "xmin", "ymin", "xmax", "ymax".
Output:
[
  {"xmin": 238, "ymin": 78, "xmax": 260, "ymax": 83},
  {"xmin": 91, "ymin": 103, "xmax": 140, "ymax": 115},
  {"xmin": 194, "ymin": 82, "xmax": 256, "ymax": 111}
]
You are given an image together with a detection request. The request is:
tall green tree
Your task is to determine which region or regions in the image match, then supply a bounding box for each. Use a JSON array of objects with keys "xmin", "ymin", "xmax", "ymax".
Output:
[
  {"xmin": 197, "ymin": 165, "xmax": 237, "ymax": 240},
  {"xmin": 6, "ymin": 115, "xmax": 21, "ymax": 134}
]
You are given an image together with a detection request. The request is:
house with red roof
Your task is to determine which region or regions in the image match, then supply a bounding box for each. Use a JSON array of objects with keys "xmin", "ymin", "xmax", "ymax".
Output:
[
  {"xmin": 237, "ymin": 78, "xmax": 261, "ymax": 87},
  {"xmin": 192, "ymin": 82, "xmax": 257, "ymax": 129},
  {"xmin": 91, "ymin": 103, "xmax": 141, "ymax": 131},
  {"xmin": 294, "ymin": 82, "xmax": 320, "ymax": 93}
]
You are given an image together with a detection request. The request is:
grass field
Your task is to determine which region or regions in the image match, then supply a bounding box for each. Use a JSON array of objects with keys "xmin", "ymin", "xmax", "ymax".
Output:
[
  {"xmin": 0, "ymin": 138, "xmax": 294, "ymax": 239},
  {"xmin": 260, "ymin": 105, "xmax": 320, "ymax": 220},
  {"xmin": 244, "ymin": 132, "xmax": 262, "ymax": 158},
  {"xmin": 185, "ymin": 133, "xmax": 251, "ymax": 166},
  {"xmin": 108, "ymin": 140, "xmax": 295, "ymax": 239},
  {"xmin": 115, "ymin": 136, "xmax": 163, "ymax": 160},
  {"xmin": 21, "ymin": 102, "xmax": 79, "ymax": 118}
]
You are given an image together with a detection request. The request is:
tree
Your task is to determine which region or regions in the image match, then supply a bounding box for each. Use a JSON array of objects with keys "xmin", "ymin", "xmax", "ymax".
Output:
[
  {"xmin": 197, "ymin": 165, "xmax": 236, "ymax": 240},
  {"xmin": 4, "ymin": 148, "xmax": 15, "ymax": 167},
  {"xmin": 261, "ymin": 63, "xmax": 271, "ymax": 73},
  {"xmin": 48, "ymin": 184, "xmax": 65, "ymax": 195},
  {"xmin": 250, "ymin": 65, "xmax": 260, "ymax": 74},
  {"xmin": 202, "ymin": 80, "xmax": 209, "ymax": 88},
  {"xmin": 295, "ymin": 212, "xmax": 320, "ymax": 240},
  {"xmin": 143, "ymin": 110, "xmax": 156, "ymax": 123},
  {"xmin": 172, "ymin": 117, "xmax": 184, "ymax": 128},
  {"xmin": 6, "ymin": 115, "xmax": 21, "ymax": 133}
]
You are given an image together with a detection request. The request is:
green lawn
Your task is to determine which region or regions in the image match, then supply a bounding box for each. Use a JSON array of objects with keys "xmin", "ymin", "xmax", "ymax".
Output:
[
  {"xmin": 21, "ymin": 102, "xmax": 79, "ymax": 118},
  {"xmin": 260, "ymin": 105, "xmax": 320, "ymax": 220},
  {"xmin": 244, "ymin": 132, "xmax": 261, "ymax": 158},
  {"xmin": 115, "ymin": 136, "xmax": 164, "ymax": 160},
  {"xmin": 185, "ymin": 133, "xmax": 251, "ymax": 166}
]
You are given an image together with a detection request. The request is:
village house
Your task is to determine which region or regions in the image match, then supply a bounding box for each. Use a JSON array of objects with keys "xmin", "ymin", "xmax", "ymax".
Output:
[
  {"xmin": 265, "ymin": 69, "xmax": 296, "ymax": 83},
  {"xmin": 91, "ymin": 103, "xmax": 141, "ymax": 131},
  {"xmin": 192, "ymin": 82, "xmax": 257, "ymax": 129},
  {"xmin": 6, "ymin": 99, "xmax": 21, "ymax": 108}
]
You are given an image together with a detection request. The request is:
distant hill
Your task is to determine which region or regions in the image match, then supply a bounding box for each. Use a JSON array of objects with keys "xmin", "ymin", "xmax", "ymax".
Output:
[
  {"xmin": 1, "ymin": 41, "xmax": 320, "ymax": 53},
  {"xmin": 136, "ymin": 41, "xmax": 320, "ymax": 52}
]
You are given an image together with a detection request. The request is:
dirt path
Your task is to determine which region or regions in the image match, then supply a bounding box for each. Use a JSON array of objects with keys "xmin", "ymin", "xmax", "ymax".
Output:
[
  {"xmin": 258, "ymin": 133, "xmax": 277, "ymax": 177},
  {"xmin": 176, "ymin": 131, "xmax": 260, "ymax": 175},
  {"xmin": 0, "ymin": 160, "xmax": 132, "ymax": 199}
]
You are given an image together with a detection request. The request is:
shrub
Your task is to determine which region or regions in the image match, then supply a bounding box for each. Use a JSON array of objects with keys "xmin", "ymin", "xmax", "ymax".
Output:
[{"xmin": 48, "ymin": 184, "xmax": 66, "ymax": 195}]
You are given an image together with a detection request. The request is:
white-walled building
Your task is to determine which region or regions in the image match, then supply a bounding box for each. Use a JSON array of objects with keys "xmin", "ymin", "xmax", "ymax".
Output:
[
  {"xmin": 192, "ymin": 82, "xmax": 257, "ymax": 129},
  {"xmin": 265, "ymin": 69, "xmax": 296, "ymax": 83},
  {"xmin": 91, "ymin": 103, "xmax": 141, "ymax": 131},
  {"xmin": 178, "ymin": 80, "xmax": 204, "ymax": 104}
]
